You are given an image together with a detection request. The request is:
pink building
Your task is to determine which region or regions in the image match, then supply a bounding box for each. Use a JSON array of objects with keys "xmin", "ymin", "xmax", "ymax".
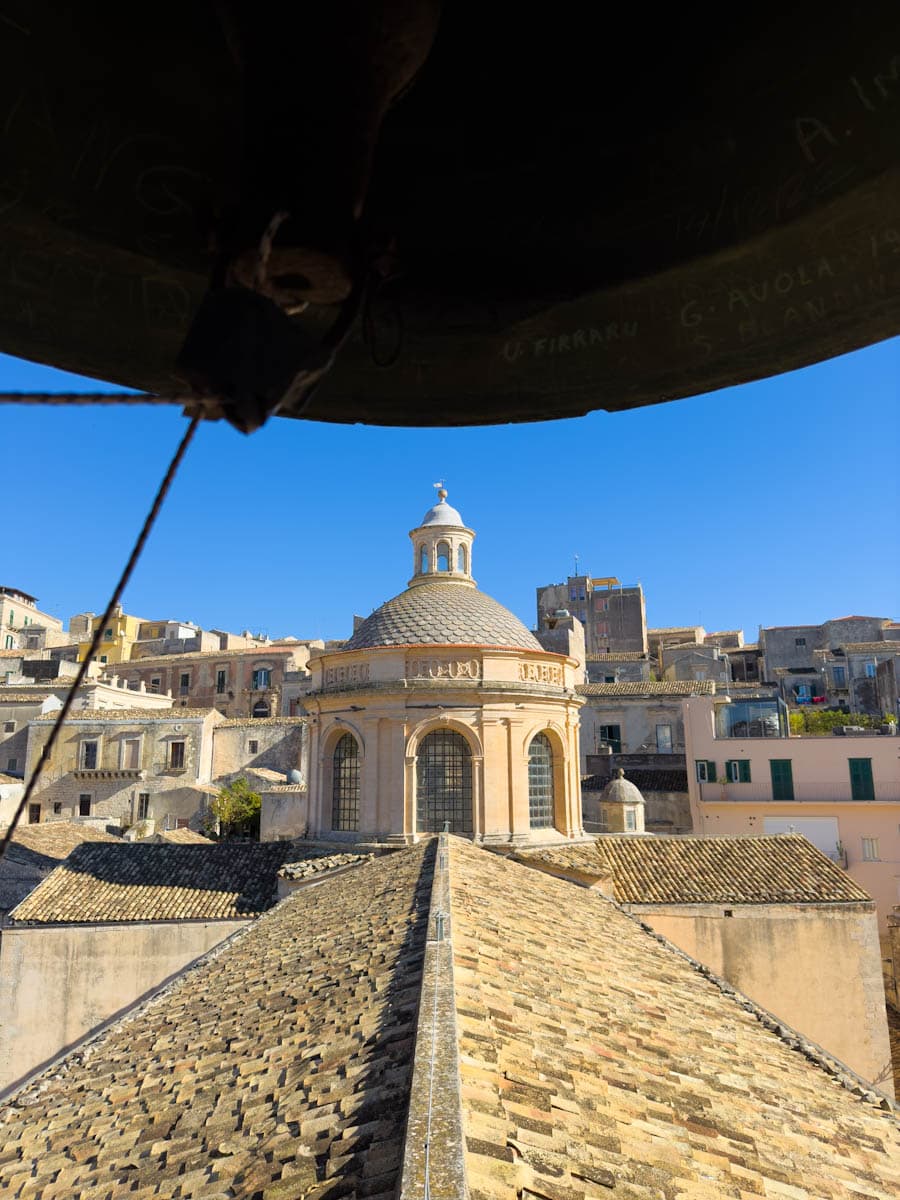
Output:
[{"xmin": 684, "ymin": 693, "xmax": 900, "ymax": 941}]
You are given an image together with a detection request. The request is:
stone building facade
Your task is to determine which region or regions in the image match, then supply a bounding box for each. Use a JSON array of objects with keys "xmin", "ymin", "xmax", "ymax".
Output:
[
  {"xmin": 117, "ymin": 644, "xmax": 309, "ymax": 719},
  {"xmin": 305, "ymin": 491, "xmax": 585, "ymax": 845},
  {"xmin": 536, "ymin": 576, "xmax": 647, "ymax": 657}
]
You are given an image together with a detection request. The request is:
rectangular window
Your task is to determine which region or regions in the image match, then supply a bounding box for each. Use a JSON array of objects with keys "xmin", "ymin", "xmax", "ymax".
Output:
[
  {"xmin": 81, "ymin": 741, "xmax": 98, "ymax": 769},
  {"xmin": 849, "ymin": 757, "xmax": 875, "ymax": 801},
  {"xmin": 625, "ymin": 809, "xmax": 636, "ymax": 831},
  {"xmin": 216, "ymin": 669, "xmax": 227, "ymax": 694},
  {"xmin": 53, "ymin": 802, "xmax": 62, "ymax": 815},
  {"xmin": 169, "ymin": 741, "xmax": 185, "ymax": 769},
  {"xmin": 3, "ymin": 720, "xmax": 15, "ymax": 732},
  {"xmin": 179, "ymin": 673, "xmax": 190, "ymax": 696},
  {"xmin": 248, "ymin": 739, "xmax": 259, "ymax": 755},
  {"xmin": 833, "ymin": 665, "xmax": 846, "ymax": 687},
  {"xmin": 252, "ymin": 668, "xmax": 271, "ymax": 690},
  {"xmin": 726, "ymin": 759, "xmax": 751, "ymax": 783},
  {"xmin": 150, "ymin": 677, "xmax": 161, "ymax": 694},
  {"xmin": 695, "ymin": 760, "xmax": 717, "ymax": 783},
  {"xmin": 656, "ymin": 724, "xmax": 673, "ymax": 752},
  {"xmin": 598, "ymin": 724, "xmax": 622, "ymax": 753},
  {"xmin": 864, "ymin": 662, "xmax": 876, "ymax": 678},
  {"xmin": 104, "ymin": 628, "xmax": 113, "ymax": 640},
  {"xmin": 122, "ymin": 738, "xmax": 141, "ymax": 769},
  {"xmin": 795, "ymin": 637, "xmax": 806, "ymax": 647},
  {"xmin": 99, "ymin": 655, "xmax": 108, "ymax": 665},
  {"xmin": 28, "ymin": 804, "xmax": 41, "ymax": 824},
  {"xmin": 79, "ymin": 794, "xmax": 92, "ymax": 816},
  {"xmin": 770, "ymin": 759, "xmax": 794, "ymax": 801},
  {"xmin": 861, "ymin": 837, "xmax": 879, "ymax": 861},
  {"xmin": 7, "ymin": 757, "xmax": 17, "ymax": 773},
  {"xmin": 138, "ymin": 793, "xmax": 150, "ymax": 820}
]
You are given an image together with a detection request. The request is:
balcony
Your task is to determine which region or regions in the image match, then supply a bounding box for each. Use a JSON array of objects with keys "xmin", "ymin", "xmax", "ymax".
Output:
[
  {"xmin": 73, "ymin": 768, "xmax": 146, "ymax": 781},
  {"xmin": 699, "ymin": 780, "xmax": 900, "ymax": 804}
]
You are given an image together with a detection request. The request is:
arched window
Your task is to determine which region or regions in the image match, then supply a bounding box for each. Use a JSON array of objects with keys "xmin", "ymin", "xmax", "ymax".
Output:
[
  {"xmin": 332, "ymin": 733, "xmax": 360, "ymax": 831},
  {"xmin": 252, "ymin": 700, "xmax": 270, "ymax": 718},
  {"xmin": 528, "ymin": 733, "xmax": 554, "ymax": 828},
  {"xmin": 457, "ymin": 544, "xmax": 467, "ymax": 573},
  {"xmin": 416, "ymin": 730, "xmax": 473, "ymax": 833},
  {"xmin": 436, "ymin": 541, "xmax": 450, "ymax": 571},
  {"xmin": 420, "ymin": 544, "xmax": 429, "ymax": 573}
]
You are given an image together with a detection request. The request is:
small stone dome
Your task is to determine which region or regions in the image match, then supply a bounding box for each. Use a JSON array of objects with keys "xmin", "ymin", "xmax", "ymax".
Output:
[
  {"xmin": 601, "ymin": 768, "xmax": 646, "ymax": 806},
  {"xmin": 418, "ymin": 487, "xmax": 466, "ymax": 528},
  {"xmin": 344, "ymin": 582, "xmax": 542, "ymax": 651}
]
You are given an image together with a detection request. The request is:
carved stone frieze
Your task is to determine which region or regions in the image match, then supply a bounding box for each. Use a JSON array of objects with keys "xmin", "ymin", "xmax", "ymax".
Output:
[
  {"xmin": 323, "ymin": 663, "xmax": 370, "ymax": 689},
  {"xmin": 407, "ymin": 657, "xmax": 481, "ymax": 680},
  {"xmin": 519, "ymin": 661, "xmax": 563, "ymax": 685}
]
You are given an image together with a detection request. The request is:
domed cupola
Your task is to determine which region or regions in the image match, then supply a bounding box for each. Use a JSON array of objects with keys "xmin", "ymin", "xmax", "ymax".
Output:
[{"xmin": 408, "ymin": 486, "xmax": 476, "ymax": 589}]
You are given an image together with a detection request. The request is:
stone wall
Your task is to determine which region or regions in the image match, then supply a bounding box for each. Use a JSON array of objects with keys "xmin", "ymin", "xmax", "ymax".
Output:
[
  {"xmin": 628, "ymin": 900, "xmax": 892, "ymax": 1095},
  {"xmin": 0, "ymin": 920, "xmax": 248, "ymax": 1095}
]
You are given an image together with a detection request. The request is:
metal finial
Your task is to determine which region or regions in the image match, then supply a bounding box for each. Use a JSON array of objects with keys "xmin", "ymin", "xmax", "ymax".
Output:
[{"xmin": 433, "ymin": 480, "xmax": 447, "ymax": 502}]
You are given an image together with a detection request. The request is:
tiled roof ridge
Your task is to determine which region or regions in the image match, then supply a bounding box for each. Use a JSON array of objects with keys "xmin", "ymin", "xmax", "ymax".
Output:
[
  {"xmin": 614, "ymin": 886, "xmax": 897, "ymax": 1112},
  {"xmin": 121, "ymin": 646, "xmax": 301, "ymax": 666},
  {"xmin": 31, "ymin": 707, "xmax": 215, "ymax": 722},
  {"xmin": 397, "ymin": 832, "xmax": 468, "ymax": 1195},
  {"xmin": 501, "ymin": 846, "xmax": 895, "ymax": 1114},
  {"xmin": 577, "ymin": 680, "xmax": 715, "ymax": 695}
]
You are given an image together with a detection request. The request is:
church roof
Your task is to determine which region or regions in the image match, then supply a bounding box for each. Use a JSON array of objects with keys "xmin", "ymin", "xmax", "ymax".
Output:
[
  {"xmin": 515, "ymin": 834, "xmax": 872, "ymax": 905},
  {"xmin": 345, "ymin": 582, "xmax": 542, "ymax": 651},
  {"xmin": 1, "ymin": 840, "xmax": 896, "ymax": 1199}
]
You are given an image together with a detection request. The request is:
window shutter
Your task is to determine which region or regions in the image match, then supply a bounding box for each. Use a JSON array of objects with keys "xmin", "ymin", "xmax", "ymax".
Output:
[
  {"xmin": 707, "ymin": 761, "xmax": 717, "ymax": 782},
  {"xmin": 739, "ymin": 760, "xmax": 751, "ymax": 783}
]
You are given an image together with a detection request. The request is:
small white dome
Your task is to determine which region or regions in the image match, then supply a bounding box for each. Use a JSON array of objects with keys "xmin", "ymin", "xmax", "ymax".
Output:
[{"xmin": 419, "ymin": 488, "xmax": 465, "ymax": 528}]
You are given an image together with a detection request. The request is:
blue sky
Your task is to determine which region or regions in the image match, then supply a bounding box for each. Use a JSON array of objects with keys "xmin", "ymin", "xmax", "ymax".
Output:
[{"xmin": 1, "ymin": 337, "xmax": 898, "ymax": 644}]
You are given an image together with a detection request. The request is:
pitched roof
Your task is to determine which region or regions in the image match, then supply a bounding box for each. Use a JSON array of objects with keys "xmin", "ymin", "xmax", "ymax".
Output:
[
  {"xmin": 0, "ymin": 844, "xmax": 430, "ymax": 1198},
  {"xmin": 10, "ymin": 841, "xmax": 304, "ymax": 922},
  {"xmin": 450, "ymin": 842, "xmax": 898, "ymax": 1199},
  {"xmin": 842, "ymin": 642, "xmax": 900, "ymax": 654},
  {"xmin": 123, "ymin": 645, "xmax": 302, "ymax": 667},
  {"xmin": 578, "ymin": 680, "xmax": 715, "ymax": 696},
  {"xmin": 152, "ymin": 828, "xmax": 213, "ymax": 844},
  {"xmin": 516, "ymin": 834, "xmax": 871, "ymax": 904},
  {"xmin": 0, "ymin": 822, "xmax": 119, "ymax": 865},
  {"xmin": 647, "ymin": 625, "xmax": 703, "ymax": 634},
  {"xmin": 217, "ymin": 716, "xmax": 306, "ymax": 727},
  {"xmin": 0, "ymin": 840, "xmax": 897, "ymax": 1199}
]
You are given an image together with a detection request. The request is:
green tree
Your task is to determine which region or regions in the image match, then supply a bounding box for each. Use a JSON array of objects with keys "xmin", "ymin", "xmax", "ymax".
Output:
[{"xmin": 207, "ymin": 777, "xmax": 261, "ymax": 838}]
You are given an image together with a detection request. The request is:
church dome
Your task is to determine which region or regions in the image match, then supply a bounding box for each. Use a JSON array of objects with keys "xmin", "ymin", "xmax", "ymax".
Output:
[{"xmin": 344, "ymin": 582, "xmax": 543, "ymax": 651}]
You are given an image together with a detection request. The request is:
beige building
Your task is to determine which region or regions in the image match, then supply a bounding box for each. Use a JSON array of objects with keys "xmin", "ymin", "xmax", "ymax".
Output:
[
  {"xmin": 304, "ymin": 490, "xmax": 585, "ymax": 845},
  {"xmin": 117, "ymin": 644, "xmax": 310, "ymax": 718}
]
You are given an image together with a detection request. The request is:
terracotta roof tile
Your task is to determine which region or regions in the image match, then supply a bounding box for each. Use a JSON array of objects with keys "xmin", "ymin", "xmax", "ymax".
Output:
[
  {"xmin": 1, "ymin": 822, "xmax": 119, "ymax": 863},
  {"xmin": 578, "ymin": 680, "xmax": 715, "ymax": 696},
  {"xmin": 515, "ymin": 834, "xmax": 871, "ymax": 904},
  {"xmin": 585, "ymin": 652, "xmax": 647, "ymax": 662},
  {"xmin": 10, "ymin": 842, "xmax": 308, "ymax": 922},
  {"xmin": 0, "ymin": 844, "xmax": 432, "ymax": 1198},
  {"xmin": 449, "ymin": 840, "xmax": 899, "ymax": 1199},
  {"xmin": 841, "ymin": 642, "xmax": 900, "ymax": 654}
]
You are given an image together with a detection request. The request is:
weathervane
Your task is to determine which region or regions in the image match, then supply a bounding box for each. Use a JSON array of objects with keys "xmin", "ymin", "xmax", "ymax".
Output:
[{"xmin": 433, "ymin": 479, "xmax": 447, "ymax": 501}]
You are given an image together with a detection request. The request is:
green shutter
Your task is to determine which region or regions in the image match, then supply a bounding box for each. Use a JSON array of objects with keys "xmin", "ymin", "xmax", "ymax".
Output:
[
  {"xmin": 739, "ymin": 760, "xmax": 751, "ymax": 783},
  {"xmin": 849, "ymin": 758, "xmax": 874, "ymax": 801},
  {"xmin": 770, "ymin": 759, "xmax": 794, "ymax": 801},
  {"xmin": 707, "ymin": 761, "xmax": 717, "ymax": 782}
]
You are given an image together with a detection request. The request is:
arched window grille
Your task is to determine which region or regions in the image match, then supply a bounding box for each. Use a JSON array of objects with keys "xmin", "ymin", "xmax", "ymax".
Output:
[
  {"xmin": 252, "ymin": 700, "xmax": 270, "ymax": 718},
  {"xmin": 332, "ymin": 733, "xmax": 360, "ymax": 831},
  {"xmin": 457, "ymin": 544, "xmax": 467, "ymax": 573},
  {"xmin": 436, "ymin": 541, "xmax": 450, "ymax": 571},
  {"xmin": 416, "ymin": 730, "xmax": 473, "ymax": 833},
  {"xmin": 420, "ymin": 544, "xmax": 429, "ymax": 573},
  {"xmin": 528, "ymin": 733, "xmax": 554, "ymax": 828}
]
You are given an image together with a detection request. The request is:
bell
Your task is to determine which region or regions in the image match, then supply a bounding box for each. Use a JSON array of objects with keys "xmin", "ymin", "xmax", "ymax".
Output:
[{"xmin": 1, "ymin": 2, "xmax": 899, "ymax": 431}]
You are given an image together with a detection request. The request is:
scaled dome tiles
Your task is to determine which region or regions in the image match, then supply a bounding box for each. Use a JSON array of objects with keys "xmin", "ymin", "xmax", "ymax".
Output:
[{"xmin": 345, "ymin": 582, "xmax": 542, "ymax": 651}]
